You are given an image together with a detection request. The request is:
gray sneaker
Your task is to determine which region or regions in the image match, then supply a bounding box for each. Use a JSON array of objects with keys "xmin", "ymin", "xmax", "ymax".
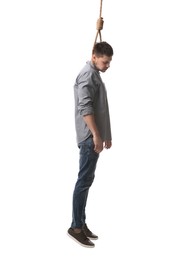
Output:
[
  {"xmin": 82, "ymin": 224, "xmax": 98, "ymax": 240},
  {"xmin": 67, "ymin": 228, "xmax": 95, "ymax": 248}
]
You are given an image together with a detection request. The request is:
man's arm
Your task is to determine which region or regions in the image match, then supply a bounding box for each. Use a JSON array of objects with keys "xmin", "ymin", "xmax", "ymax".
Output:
[{"xmin": 83, "ymin": 114, "xmax": 103, "ymax": 153}]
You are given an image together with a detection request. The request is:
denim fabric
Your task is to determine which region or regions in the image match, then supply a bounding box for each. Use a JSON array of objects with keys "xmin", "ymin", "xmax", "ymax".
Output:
[{"xmin": 71, "ymin": 136, "xmax": 99, "ymax": 228}]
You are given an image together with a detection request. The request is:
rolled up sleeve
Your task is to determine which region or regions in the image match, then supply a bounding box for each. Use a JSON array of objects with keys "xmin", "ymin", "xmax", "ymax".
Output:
[{"xmin": 77, "ymin": 74, "xmax": 96, "ymax": 116}]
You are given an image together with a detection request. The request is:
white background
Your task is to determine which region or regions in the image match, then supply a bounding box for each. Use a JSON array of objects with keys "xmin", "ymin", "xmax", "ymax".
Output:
[{"xmin": 0, "ymin": 0, "xmax": 173, "ymax": 259}]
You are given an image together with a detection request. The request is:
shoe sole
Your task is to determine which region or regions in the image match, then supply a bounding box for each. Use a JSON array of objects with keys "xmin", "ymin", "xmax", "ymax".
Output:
[
  {"xmin": 87, "ymin": 236, "xmax": 98, "ymax": 240},
  {"xmin": 67, "ymin": 232, "xmax": 95, "ymax": 248}
]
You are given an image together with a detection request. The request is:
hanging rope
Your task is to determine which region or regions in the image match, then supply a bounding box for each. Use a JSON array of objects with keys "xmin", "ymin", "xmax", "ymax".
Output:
[{"xmin": 93, "ymin": 0, "xmax": 104, "ymax": 49}]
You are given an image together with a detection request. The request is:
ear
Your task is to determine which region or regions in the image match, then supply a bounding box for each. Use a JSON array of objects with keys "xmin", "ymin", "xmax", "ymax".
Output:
[{"xmin": 92, "ymin": 54, "xmax": 97, "ymax": 61}]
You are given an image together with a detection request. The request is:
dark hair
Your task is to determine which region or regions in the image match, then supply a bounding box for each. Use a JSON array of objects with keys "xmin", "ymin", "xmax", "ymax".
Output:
[{"xmin": 92, "ymin": 41, "xmax": 113, "ymax": 57}]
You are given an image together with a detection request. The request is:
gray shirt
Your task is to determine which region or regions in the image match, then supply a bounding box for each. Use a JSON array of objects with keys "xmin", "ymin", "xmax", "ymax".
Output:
[{"xmin": 74, "ymin": 61, "xmax": 112, "ymax": 144}]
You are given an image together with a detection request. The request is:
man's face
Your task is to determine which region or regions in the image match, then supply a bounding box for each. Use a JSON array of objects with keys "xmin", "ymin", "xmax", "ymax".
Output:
[{"xmin": 92, "ymin": 54, "xmax": 112, "ymax": 72}]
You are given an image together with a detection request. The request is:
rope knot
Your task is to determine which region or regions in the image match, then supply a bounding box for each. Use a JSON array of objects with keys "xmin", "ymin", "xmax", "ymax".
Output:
[{"xmin": 96, "ymin": 17, "xmax": 104, "ymax": 30}]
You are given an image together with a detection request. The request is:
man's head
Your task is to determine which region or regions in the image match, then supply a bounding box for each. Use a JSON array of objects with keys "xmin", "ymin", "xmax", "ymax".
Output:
[{"xmin": 92, "ymin": 41, "xmax": 113, "ymax": 72}]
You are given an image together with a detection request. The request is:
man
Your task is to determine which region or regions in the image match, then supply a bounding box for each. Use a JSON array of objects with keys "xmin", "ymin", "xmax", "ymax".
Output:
[{"xmin": 67, "ymin": 41, "xmax": 114, "ymax": 248}]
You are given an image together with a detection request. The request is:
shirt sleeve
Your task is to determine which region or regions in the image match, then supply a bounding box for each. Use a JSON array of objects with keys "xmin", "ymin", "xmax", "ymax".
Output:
[{"xmin": 77, "ymin": 72, "xmax": 97, "ymax": 116}]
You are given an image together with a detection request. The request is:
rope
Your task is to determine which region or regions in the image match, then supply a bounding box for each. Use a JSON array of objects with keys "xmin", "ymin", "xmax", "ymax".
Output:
[{"xmin": 93, "ymin": 0, "xmax": 104, "ymax": 49}]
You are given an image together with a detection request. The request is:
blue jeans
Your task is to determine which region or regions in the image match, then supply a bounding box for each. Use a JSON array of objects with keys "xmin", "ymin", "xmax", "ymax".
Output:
[{"xmin": 71, "ymin": 136, "xmax": 99, "ymax": 228}]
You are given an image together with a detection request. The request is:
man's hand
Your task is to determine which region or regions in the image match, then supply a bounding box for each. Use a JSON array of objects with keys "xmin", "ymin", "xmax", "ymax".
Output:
[
  {"xmin": 104, "ymin": 140, "xmax": 112, "ymax": 149},
  {"xmin": 93, "ymin": 135, "xmax": 103, "ymax": 153}
]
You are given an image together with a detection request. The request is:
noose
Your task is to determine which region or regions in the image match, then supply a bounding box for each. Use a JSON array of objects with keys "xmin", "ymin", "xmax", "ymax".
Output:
[{"xmin": 93, "ymin": 0, "xmax": 104, "ymax": 50}]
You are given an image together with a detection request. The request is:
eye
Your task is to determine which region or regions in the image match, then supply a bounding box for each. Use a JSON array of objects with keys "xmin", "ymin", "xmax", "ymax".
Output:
[{"xmin": 103, "ymin": 61, "xmax": 110, "ymax": 65}]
